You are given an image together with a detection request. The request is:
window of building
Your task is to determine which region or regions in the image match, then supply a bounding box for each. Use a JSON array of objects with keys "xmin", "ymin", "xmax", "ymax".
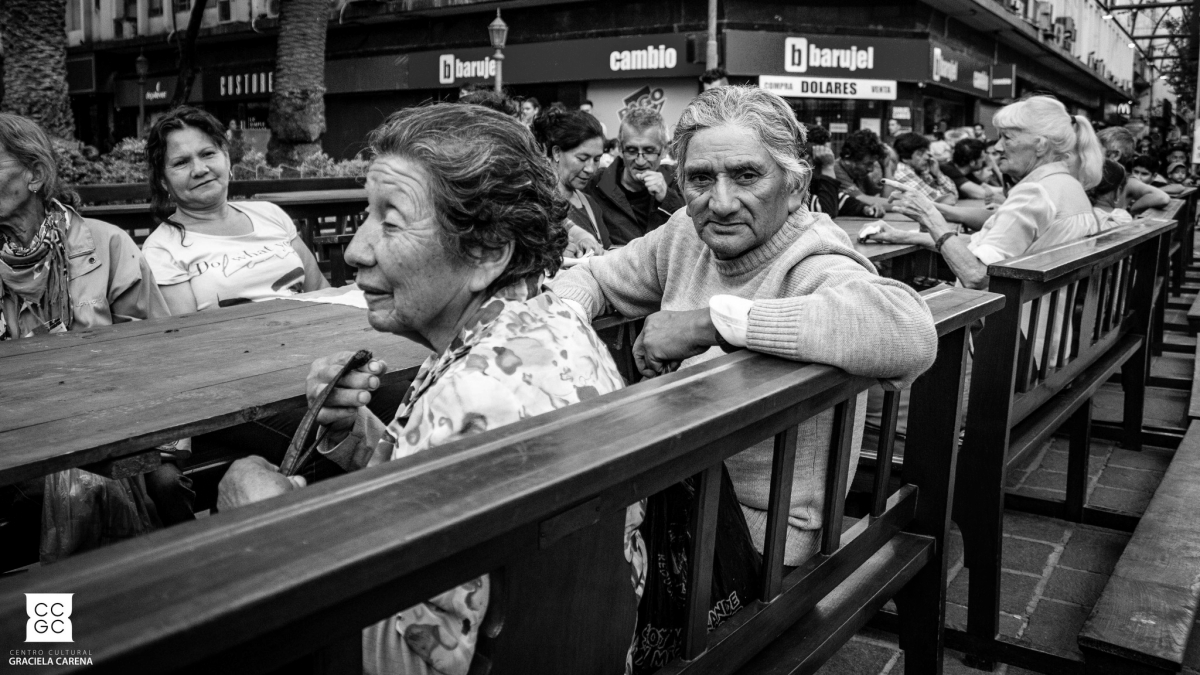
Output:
[
  {"xmin": 173, "ymin": 0, "xmax": 191, "ymax": 12},
  {"xmin": 67, "ymin": 0, "xmax": 82, "ymax": 31},
  {"xmin": 149, "ymin": 0, "xmax": 163, "ymax": 17},
  {"xmin": 218, "ymin": 0, "xmax": 232, "ymax": 21},
  {"xmin": 122, "ymin": 0, "xmax": 137, "ymax": 18}
]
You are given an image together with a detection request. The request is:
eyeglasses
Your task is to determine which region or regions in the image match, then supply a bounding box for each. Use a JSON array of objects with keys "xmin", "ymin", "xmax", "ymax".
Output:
[{"xmin": 622, "ymin": 146, "xmax": 661, "ymax": 160}]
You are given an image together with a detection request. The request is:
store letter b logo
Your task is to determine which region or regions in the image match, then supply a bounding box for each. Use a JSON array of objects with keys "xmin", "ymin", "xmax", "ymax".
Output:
[{"xmin": 26, "ymin": 593, "xmax": 73, "ymax": 642}]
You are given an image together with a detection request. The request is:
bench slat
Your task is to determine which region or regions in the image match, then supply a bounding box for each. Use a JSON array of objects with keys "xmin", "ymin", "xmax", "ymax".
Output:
[{"xmin": 1079, "ymin": 420, "xmax": 1200, "ymax": 670}]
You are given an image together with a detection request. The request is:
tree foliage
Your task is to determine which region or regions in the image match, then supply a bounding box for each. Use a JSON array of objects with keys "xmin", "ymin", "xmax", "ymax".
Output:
[{"xmin": 1161, "ymin": 7, "xmax": 1198, "ymax": 114}]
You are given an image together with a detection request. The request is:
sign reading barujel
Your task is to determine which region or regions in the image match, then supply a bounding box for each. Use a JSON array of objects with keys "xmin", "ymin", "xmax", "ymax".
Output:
[{"xmin": 759, "ymin": 75, "xmax": 897, "ymax": 101}]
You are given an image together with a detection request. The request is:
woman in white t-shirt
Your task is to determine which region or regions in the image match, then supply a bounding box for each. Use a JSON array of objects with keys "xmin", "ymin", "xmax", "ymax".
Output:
[{"xmin": 142, "ymin": 107, "xmax": 327, "ymax": 315}]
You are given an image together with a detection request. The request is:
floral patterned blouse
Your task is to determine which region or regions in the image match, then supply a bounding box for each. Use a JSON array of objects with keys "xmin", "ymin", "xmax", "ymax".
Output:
[{"xmin": 321, "ymin": 275, "xmax": 646, "ymax": 675}]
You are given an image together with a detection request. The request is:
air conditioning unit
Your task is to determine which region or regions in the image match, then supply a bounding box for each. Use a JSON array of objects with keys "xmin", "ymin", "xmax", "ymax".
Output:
[
  {"xmin": 1052, "ymin": 23, "xmax": 1065, "ymax": 44},
  {"xmin": 1008, "ymin": 0, "xmax": 1024, "ymax": 14},
  {"xmin": 1036, "ymin": 1, "xmax": 1054, "ymax": 34},
  {"xmin": 1055, "ymin": 16, "xmax": 1076, "ymax": 40}
]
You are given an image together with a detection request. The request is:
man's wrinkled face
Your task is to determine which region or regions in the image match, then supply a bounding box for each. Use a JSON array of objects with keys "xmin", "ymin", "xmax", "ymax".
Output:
[{"xmin": 682, "ymin": 125, "xmax": 802, "ymax": 260}]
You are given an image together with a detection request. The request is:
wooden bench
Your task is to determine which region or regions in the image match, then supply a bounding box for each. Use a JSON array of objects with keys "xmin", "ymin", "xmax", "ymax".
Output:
[
  {"xmin": 1078, "ymin": 419, "xmax": 1200, "ymax": 674},
  {"xmin": 949, "ymin": 218, "xmax": 1177, "ymax": 671},
  {"xmin": 0, "ymin": 286, "xmax": 1001, "ymax": 675}
]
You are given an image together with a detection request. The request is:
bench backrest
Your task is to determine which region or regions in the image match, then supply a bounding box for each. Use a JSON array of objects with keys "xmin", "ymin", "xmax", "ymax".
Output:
[
  {"xmin": 970, "ymin": 218, "xmax": 1175, "ymax": 437},
  {"xmin": 0, "ymin": 287, "xmax": 1001, "ymax": 674}
]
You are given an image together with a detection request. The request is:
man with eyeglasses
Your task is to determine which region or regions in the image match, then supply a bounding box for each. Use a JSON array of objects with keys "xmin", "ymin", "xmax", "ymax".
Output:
[{"xmin": 585, "ymin": 107, "xmax": 684, "ymax": 246}]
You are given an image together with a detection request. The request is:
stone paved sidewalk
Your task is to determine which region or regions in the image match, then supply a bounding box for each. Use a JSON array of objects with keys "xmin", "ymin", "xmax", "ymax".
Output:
[{"xmin": 816, "ymin": 434, "xmax": 1174, "ymax": 675}]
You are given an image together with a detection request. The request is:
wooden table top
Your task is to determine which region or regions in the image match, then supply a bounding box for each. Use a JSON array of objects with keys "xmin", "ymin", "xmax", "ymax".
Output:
[{"xmin": 0, "ymin": 299, "xmax": 431, "ymax": 486}]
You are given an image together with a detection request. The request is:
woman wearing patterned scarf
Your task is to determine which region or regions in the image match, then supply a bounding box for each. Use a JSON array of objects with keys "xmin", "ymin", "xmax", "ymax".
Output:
[{"xmin": 0, "ymin": 113, "xmax": 191, "ymax": 564}]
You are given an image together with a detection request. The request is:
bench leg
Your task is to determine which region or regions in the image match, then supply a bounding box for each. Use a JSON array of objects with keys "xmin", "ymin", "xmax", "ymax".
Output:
[
  {"xmin": 954, "ymin": 439, "xmax": 1004, "ymax": 672},
  {"xmin": 895, "ymin": 559, "xmax": 945, "ymax": 675},
  {"xmin": 1120, "ymin": 342, "xmax": 1148, "ymax": 452},
  {"xmin": 1064, "ymin": 400, "xmax": 1092, "ymax": 522}
]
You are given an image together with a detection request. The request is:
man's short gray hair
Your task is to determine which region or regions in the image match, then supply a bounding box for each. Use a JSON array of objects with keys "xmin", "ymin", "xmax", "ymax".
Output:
[
  {"xmin": 618, "ymin": 107, "xmax": 668, "ymax": 146},
  {"xmin": 670, "ymin": 85, "xmax": 810, "ymax": 193}
]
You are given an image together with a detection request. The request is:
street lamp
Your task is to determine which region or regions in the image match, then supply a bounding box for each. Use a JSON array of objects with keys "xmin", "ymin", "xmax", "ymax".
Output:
[
  {"xmin": 488, "ymin": 10, "xmax": 508, "ymax": 94},
  {"xmin": 135, "ymin": 52, "xmax": 149, "ymax": 139}
]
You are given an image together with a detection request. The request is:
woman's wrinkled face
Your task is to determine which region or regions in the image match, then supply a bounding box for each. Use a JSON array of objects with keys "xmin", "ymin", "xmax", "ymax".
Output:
[
  {"xmin": 345, "ymin": 155, "xmax": 473, "ymax": 343},
  {"xmin": 993, "ymin": 129, "xmax": 1043, "ymax": 179},
  {"xmin": 556, "ymin": 136, "xmax": 604, "ymax": 192},
  {"xmin": 0, "ymin": 148, "xmax": 35, "ymax": 223},
  {"xmin": 163, "ymin": 126, "xmax": 230, "ymax": 210},
  {"xmin": 682, "ymin": 124, "xmax": 802, "ymax": 260}
]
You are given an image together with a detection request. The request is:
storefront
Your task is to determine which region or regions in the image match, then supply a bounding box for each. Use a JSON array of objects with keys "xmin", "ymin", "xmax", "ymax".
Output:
[
  {"xmin": 725, "ymin": 30, "xmax": 1008, "ymax": 145},
  {"xmin": 113, "ymin": 74, "xmax": 202, "ymax": 139},
  {"xmin": 322, "ymin": 33, "xmax": 705, "ymax": 158},
  {"xmin": 201, "ymin": 62, "xmax": 275, "ymax": 154}
]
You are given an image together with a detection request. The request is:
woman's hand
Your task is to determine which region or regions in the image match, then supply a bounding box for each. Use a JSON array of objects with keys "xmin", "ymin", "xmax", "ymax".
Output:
[
  {"xmin": 859, "ymin": 222, "xmax": 906, "ymax": 244},
  {"xmin": 633, "ymin": 308, "xmax": 717, "ymax": 378},
  {"xmin": 892, "ymin": 190, "xmax": 953, "ymax": 238},
  {"xmin": 306, "ymin": 351, "xmax": 389, "ymax": 441},
  {"xmin": 565, "ymin": 225, "xmax": 604, "ymax": 258},
  {"xmin": 217, "ymin": 456, "xmax": 306, "ymax": 511}
]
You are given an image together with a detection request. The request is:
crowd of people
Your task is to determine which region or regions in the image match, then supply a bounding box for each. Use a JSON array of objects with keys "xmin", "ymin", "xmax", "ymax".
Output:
[{"xmin": 0, "ymin": 74, "xmax": 1191, "ymax": 673}]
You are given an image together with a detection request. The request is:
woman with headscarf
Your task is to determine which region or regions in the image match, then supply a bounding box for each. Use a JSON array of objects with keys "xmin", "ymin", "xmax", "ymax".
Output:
[{"xmin": 0, "ymin": 112, "xmax": 190, "ymax": 562}]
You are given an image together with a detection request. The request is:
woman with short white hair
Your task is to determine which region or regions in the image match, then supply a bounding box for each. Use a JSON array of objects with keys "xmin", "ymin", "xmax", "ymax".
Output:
[{"xmin": 864, "ymin": 95, "xmax": 1103, "ymax": 290}]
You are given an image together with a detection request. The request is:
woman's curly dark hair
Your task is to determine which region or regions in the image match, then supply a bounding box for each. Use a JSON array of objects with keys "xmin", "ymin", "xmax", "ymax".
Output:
[
  {"xmin": 367, "ymin": 103, "xmax": 569, "ymax": 292},
  {"xmin": 531, "ymin": 107, "xmax": 604, "ymax": 160}
]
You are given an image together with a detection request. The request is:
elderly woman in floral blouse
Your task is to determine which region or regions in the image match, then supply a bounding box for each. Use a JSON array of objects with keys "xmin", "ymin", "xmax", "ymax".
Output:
[{"xmin": 217, "ymin": 104, "xmax": 645, "ymax": 675}]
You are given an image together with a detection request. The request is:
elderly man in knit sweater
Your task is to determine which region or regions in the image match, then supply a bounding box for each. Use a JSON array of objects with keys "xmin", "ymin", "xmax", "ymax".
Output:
[{"xmin": 549, "ymin": 86, "xmax": 938, "ymax": 565}]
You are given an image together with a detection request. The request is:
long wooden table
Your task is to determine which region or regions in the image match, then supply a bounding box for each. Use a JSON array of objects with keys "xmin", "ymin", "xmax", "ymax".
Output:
[{"xmin": 0, "ymin": 299, "xmax": 431, "ymax": 486}]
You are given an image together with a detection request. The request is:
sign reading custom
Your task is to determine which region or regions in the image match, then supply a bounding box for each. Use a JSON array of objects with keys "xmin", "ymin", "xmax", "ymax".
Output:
[
  {"xmin": 203, "ymin": 64, "xmax": 275, "ymax": 100},
  {"xmin": 328, "ymin": 34, "xmax": 702, "ymax": 93},
  {"xmin": 759, "ymin": 75, "xmax": 897, "ymax": 101},
  {"xmin": 726, "ymin": 30, "xmax": 929, "ymax": 81}
]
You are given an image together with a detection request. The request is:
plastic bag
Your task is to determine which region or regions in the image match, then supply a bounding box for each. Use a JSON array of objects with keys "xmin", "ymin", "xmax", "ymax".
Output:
[
  {"xmin": 630, "ymin": 465, "xmax": 761, "ymax": 673},
  {"xmin": 40, "ymin": 469, "xmax": 161, "ymax": 564}
]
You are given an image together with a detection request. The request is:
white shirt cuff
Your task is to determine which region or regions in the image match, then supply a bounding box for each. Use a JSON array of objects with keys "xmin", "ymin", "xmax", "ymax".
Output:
[{"xmin": 709, "ymin": 295, "xmax": 753, "ymax": 348}]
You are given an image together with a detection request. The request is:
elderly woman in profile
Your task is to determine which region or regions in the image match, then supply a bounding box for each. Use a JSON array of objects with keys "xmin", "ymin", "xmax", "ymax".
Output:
[
  {"xmin": 863, "ymin": 96, "xmax": 1103, "ymax": 291},
  {"xmin": 549, "ymin": 86, "xmax": 937, "ymax": 569},
  {"xmin": 217, "ymin": 104, "xmax": 645, "ymax": 675},
  {"xmin": 0, "ymin": 113, "xmax": 189, "ymax": 559}
]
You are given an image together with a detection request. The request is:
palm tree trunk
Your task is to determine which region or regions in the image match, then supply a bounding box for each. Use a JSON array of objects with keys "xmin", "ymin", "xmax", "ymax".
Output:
[
  {"xmin": 267, "ymin": 0, "xmax": 328, "ymax": 166},
  {"xmin": 0, "ymin": 0, "xmax": 76, "ymax": 139}
]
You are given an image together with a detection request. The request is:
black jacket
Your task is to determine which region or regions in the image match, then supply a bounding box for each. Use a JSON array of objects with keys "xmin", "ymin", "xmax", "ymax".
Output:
[{"xmin": 584, "ymin": 158, "xmax": 685, "ymax": 246}]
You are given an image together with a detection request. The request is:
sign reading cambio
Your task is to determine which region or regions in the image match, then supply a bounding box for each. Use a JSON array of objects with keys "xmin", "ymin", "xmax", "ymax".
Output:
[{"xmin": 610, "ymin": 45, "xmax": 678, "ymax": 72}]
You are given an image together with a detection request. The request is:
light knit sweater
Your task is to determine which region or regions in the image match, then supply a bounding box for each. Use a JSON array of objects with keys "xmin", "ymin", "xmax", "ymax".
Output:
[{"xmin": 549, "ymin": 207, "xmax": 938, "ymax": 565}]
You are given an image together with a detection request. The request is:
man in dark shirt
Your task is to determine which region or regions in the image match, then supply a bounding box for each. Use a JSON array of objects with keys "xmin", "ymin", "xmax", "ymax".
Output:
[
  {"xmin": 939, "ymin": 138, "xmax": 1001, "ymax": 200},
  {"xmin": 585, "ymin": 108, "xmax": 684, "ymax": 246}
]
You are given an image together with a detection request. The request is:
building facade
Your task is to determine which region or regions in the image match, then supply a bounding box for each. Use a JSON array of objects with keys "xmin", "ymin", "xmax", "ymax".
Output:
[{"xmin": 61, "ymin": 0, "xmax": 1138, "ymax": 157}]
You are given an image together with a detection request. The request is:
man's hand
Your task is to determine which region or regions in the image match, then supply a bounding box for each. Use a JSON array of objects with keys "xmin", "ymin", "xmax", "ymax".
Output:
[
  {"xmin": 633, "ymin": 308, "xmax": 718, "ymax": 378},
  {"xmin": 217, "ymin": 456, "xmax": 306, "ymax": 511},
  {"xmin": 637, "ymin": 171, "xmax": 669, "ymax": 202},
  {"xmin": 307, "ymin": 351, "xmax": 388, "ymax": 445},
  {"xmin": 812, "ymin": 145, "xmax": 837, "ymax": 178}
]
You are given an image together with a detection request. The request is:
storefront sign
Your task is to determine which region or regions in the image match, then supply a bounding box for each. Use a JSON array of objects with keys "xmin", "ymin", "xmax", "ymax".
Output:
[
  {"xmin": 990, "ymin": 64, "xmax": 1017, "ymax": 99},
  {"xmin": 727, "ymin": 31, "xmax": 928, "ymax": 82},
  {"xmin": 892, "ymin": 106, "xmax": 912, "ymax": 120},
  {"xmin": 829, "ymin": 122, "xmax": 849, "ymax": 133},
  {"xmin": 204, "ymin": 65, "xmax": 275, "ymax": 100},
  {"xmin": 327, "ymin": 34, "xmax": 703, "ymax": 93},
  {"xmin": 588, "ymin": 78, "xmax": 698, "ymax": 138},
  {"xmin": 115, "ymin": 75, "xmax": 201, "ymax": 108},
  {"xmin": 759, "ymin": 75, "xmax": 897, "ymax": 101},
  {"xmin": 928, "ymin": 42, "xmax": 993, "ymax": 96}
]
